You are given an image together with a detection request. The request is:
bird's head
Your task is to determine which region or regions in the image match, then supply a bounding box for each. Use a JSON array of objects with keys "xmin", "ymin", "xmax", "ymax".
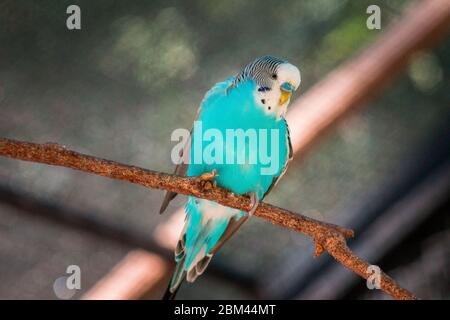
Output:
[{"xmin": 233, "ymin": 56, "xmax": 301, "ymax": 119}]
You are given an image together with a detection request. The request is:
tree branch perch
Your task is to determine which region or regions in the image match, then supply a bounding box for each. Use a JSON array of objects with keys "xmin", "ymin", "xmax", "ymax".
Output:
[{"xmin": 0, "ymin": 137, "xmax": 417, "ymax": 300}]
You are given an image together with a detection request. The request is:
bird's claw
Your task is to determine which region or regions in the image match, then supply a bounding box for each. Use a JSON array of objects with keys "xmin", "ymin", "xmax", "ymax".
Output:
[
  {"xmin": 199, "ymin": 169, "xmax": 218, "ymax": 181},
  {"xmin": 247, "ymin": 192, "xmax": 259, "ymax": 217},
  {"xmin": 196, "ymin": 169, "xmax": 218, "ymax": 191}
]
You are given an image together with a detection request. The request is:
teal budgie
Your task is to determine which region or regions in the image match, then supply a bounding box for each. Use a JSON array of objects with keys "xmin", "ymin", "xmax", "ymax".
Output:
[{"xmin": 160, "ymin": 56, "xmax": 301, "ymax": 299}]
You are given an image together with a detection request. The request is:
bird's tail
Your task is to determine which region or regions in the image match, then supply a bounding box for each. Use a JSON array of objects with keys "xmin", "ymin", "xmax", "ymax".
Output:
[
  {"xmin": 162, "ymin": 275, "xmax": 183, "ymax": 300},
  {"xmin": 162, "ymin": 198, "xmax": 233, "ymax": 300},
  {"xmin": 162, "ymin": 230, "xmax": 187, "ymax": 300}
]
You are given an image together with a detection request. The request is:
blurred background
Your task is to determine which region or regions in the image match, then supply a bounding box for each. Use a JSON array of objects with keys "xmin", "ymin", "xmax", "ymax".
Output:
[{"xmin": 0, "ymin": 0, "xmax": 449, "ymax": 299}]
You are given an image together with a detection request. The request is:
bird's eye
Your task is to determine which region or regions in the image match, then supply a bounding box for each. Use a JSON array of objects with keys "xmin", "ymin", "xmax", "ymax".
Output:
[{"xmin": 271, "ymin": 74, "xmax": 277, "ymax": 80}]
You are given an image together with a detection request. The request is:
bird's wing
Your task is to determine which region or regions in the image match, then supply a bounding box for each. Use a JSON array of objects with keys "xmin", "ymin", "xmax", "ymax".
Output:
[
  {"xmin": 209, "ymin": 214, "xmax": 250, "ymax": 254},
  {"xmin": 159, "ymin": 130, "xmax": 191, "ymax": 214},
  {"xmin": 209, "ymin": 122, "xmax": 294, "ymax": 252},
  {"xmin": 262, "ymin": 119, "xmax": 293, "ymax": 200},
  {"xmin": 159, "ymin": 78, "xmax": 234, "ymax": 214}
]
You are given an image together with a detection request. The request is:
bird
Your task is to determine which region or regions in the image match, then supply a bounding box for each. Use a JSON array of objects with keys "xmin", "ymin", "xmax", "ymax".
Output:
[{"xmin": 159, "ymin": 56, "xmax": 301, "ymax": 299}]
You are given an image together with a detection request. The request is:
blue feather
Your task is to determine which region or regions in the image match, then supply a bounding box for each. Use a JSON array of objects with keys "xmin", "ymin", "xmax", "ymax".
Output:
[{"xmin": 169, "ymin": 77, "xmax": 290, "ymax": 290}]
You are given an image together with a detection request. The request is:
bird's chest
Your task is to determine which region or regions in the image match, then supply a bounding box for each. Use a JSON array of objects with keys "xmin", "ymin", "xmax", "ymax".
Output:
[{"xmin": 188, "ymin": 101, "xmax": 288, "ymax": 198}]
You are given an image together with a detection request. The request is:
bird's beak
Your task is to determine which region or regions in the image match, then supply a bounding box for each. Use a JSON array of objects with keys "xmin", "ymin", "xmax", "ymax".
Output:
[{"xmin": 279, "ymin": 82, "xmax": 296, "ymax": 106}]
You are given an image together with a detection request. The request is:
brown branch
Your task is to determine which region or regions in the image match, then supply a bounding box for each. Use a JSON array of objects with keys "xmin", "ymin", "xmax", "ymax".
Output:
[{"xmin": 0, "ymin": 137, "xmax": 416, "ymax": 299}]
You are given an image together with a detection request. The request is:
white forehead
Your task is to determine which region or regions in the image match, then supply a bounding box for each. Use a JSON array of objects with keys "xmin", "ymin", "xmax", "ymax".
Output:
[{"xmin": 277, "ymin": 63, "xmax": 301, "ymax": 88}]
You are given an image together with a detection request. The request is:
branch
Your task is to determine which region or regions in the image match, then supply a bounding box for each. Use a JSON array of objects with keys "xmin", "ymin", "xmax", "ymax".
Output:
[{"xmin": 0, "ymin": 137, "xmax": 417, "ymax": 300}]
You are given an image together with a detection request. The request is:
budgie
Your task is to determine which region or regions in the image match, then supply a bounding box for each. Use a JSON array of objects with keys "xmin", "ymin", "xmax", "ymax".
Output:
[{"xmin": 160, "ymin": 56, "xmax": 301, "ymax": 299}]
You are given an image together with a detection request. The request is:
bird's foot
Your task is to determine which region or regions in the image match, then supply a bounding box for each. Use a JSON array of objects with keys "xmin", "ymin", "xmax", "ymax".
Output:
[
  {"xmin": 247, "ymin": 192, "xmax": 259, "ymax": 217},
  {"xmin": 199, "ymin": 169, "xmax": 218, "ymax": 181},
  {"xmin": 196, "ymin": 169, "xmax": 219, "ymax": 191}
]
